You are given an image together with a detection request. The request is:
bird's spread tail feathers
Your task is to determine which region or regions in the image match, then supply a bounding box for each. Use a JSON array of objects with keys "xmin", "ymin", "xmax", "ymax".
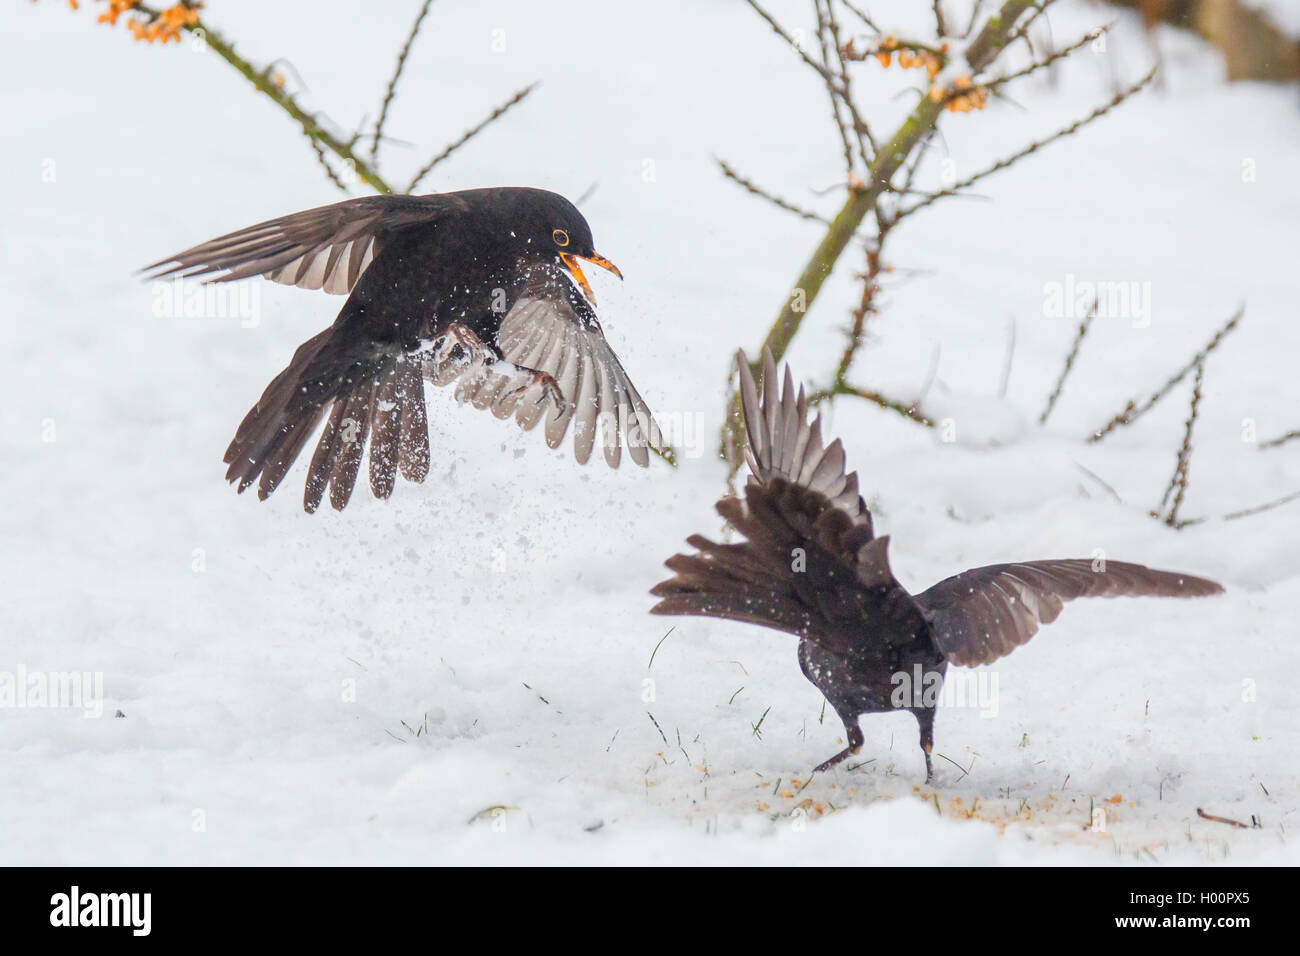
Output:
[
  {"xmin": 222, "ymin": 328, "xmax": 430, "ymax": 512},
  {"xmin": 737, "ymin": 348, "xmax": 868, "ymax": 527}
]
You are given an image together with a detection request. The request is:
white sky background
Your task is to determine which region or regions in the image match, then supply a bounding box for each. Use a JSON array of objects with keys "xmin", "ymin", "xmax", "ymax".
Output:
[{"xmin": 1, "ymin": 0, "xmax": 1298, "ymax": 863}]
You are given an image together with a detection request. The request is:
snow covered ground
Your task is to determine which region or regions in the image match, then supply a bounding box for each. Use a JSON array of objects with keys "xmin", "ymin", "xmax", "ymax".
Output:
[{"xmin": 2, "ymin": 0, "xmax": 1297, "ymax": 865}]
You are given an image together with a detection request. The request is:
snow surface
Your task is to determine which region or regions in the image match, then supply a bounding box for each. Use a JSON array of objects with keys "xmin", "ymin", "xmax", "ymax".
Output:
[{"xmin": 2, "ymin": 0, "xmax": 1297, "ymax": 865}]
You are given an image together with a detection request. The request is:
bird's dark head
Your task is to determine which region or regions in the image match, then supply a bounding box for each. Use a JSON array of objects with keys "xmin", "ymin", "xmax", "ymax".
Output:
[{"xmin": 497, "ymin": 187, "xmax": 622, "ymax": 302}]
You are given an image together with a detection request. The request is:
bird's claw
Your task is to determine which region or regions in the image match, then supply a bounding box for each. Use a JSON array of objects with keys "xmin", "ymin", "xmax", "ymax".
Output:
[
  {"xmin": 516, "ymin": 370, "xmax": 566, "ymax": 414},
  {"xmin": 813, "ymin": 744, "xmax": 861, "ymax": 773}
]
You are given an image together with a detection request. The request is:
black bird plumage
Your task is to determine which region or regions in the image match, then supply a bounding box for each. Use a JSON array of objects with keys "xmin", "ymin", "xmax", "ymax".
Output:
[
  {"xmin": 144, "ymin": 187, "xmax": 660, "ymax": 512},
  {"xmin": 650, "ymin": 350, "xmax": 1223, "ymax": 780}
]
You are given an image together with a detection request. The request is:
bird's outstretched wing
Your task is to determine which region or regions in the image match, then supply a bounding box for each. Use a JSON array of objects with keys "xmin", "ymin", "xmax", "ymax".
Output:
[
  {"xmin": 916, "ymin": 559, "xmax": 1224, "ymax": 666},
  {"xmin": 443, "ymin": 265, "xmax": 662, "ymax": 468},
  {"xmin": 651, "ymin": 349, "xmax": 926, "ymax": 653},
  {"xmin": 142, "ymin": 194, "xmax": 455, "ymax": 294}
]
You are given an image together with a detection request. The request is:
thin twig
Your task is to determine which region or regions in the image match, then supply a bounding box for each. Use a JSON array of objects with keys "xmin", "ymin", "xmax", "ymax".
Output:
[
  {"xmin": 840, "ymin": 0, "xmax": 880, "ymax": 32},
  {"xmin": 1156, "ymin": 361, "xmax": 1204, "ymax": 528},
  {"xmin": 306, "ymin": 132, "xmax": 348, "ymax": 192},
  {"xmin": 718, "ymin": 158, "xmax": 830, "ymax": 224},
  {"xmin": 1222, "ymin": 489, "xmax": 1300, "ymax": 522},
  {"xmin": 1260, "ymin": 429, "xmax": 1300, "ymax": 450},
  {"xmin": 828, "ymin": 235, "xmax": 886, "ymax": 388},
  {"xmin": 745, "ymin": 0, "xmax": 842, "ymax": 87},
  {"xmin": 132, "ymin": 3, "xmax": 398, "ymax": 194},
  {"xmin": 1196, "ymin": 808, "xmax": 1249, "ymax": 829},
  {"xmin": 932, "ymin": 0, "xmax": 949, "ymax": 36},
  {"xmin": 810, "ymin": 382, "xmax": 934, "ymax": 427},
  {"xmin": 1039, "ymin": 299, "xmax": 1096, "ymax": 423},
  {"xmin": 815, "ymin": 0, "xmax": 858, "ymax": 179},
  {"xmin": 1000, "ymin": 0, "xmax": 1054, "ymax": 51},
  {"xmin": 824, "ymin": 0, "xmax": 877, "ymax": 162},
  {"xmin": 407, "ymin": 82, "xmax": 539, "ymax": 193},
  {"xmin": 985, "ymin": 24, "xmax": 1110, "ymax": 91},
  {"xmin": 902, "ymin": 66, "xmax": 1158, "ymax": 219},
  {"xmin": 370, "ymin": 0, "xmax": 435, "ymax": 160},
  {"xmin": 964, "ymin": 0, "xmax": 989, "ymax": 38},
  {"xmin": 1089, "ymin": 306, "xmax": 1243, "ymax": 443}
]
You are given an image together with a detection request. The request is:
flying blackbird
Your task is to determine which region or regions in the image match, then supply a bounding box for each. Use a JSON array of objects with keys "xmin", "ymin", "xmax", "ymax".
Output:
[
  {"xmin": 650, "ymin": 350, "xmax": 1223, "ymax": 781},
  {"xmin": 144, "ymin": 187, "xmax": 660, "ymax": 512}
]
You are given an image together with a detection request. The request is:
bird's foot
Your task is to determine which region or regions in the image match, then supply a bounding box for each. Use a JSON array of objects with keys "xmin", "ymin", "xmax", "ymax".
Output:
[
  {"xmin": 426, "ymin": 324, "xmax": 490, "ymax": 378},
  {"xmin": 813, "ymin": 744, "xmax": 862, "ymax": 773},
  {"xmin": 499, "ymin": 367, "xmax": 566, "ymax": 414}
]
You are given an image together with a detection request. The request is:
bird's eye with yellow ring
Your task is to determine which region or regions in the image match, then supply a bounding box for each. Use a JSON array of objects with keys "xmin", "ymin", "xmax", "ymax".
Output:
[{"xmin": 552, "ymin": 229, "xmax": 570, "ymax": 247}]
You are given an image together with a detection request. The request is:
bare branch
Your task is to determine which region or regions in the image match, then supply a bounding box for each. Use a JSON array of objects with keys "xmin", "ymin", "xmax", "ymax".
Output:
[
  {"xmin": 810, "ymin": 381, "xmax": 935, "ymax": 427},
  {"xmin": 1089, "ymin": 306, "xmax": 1243, "ymax": 443},
  {"xmin": 1155, "ymin": 360, "xmax": 1204, "ymax": 528},
  {"xmin": 745, "ymin": 0, "xmax": 841, "ymax": 86},
  {"xmin": 1260, "ymin": 429, "xmax": 1300, "ymax": 450},
  {"xmin": 306, "ymin": 132, "xmax": 349, "ymax": 192},
  {"xmin": 718, "ymin": 159, "xmax": 830, "ymax": 224},
  {"xmin": 840, "ymin": 0, "xmax": 880, "ymax": 33},
  {"xmin": 1039, "ymin": 298, "xmax": 1096, "ymax": 423},
  {"xmin": 985, "ymin": 24, "xmax": 1110, "ymax": 91},
  {"xmin": 933, "ymin": 0, "xmax": 950, "ymax": 36},
  {"xmin": 1223, "ymin": 489, "xmax": 1300, "ymax": 522},
  {"xmin": 407, "ymin": 82, "xmax": 538, "ymax": 193},
  {"xmin": 824, "ymin": 0, "xmax": 877, "ymax": 162},
  {"xmin": 370, "ymin": 0, "xmax": 435, "ymax": 160},
  {"xmin": 815, "ymin": 0, "xmax": 858, "ymax": 178},
  {"xmin": 902, "ymin": 66, "xmax": 1157, "ymax": 219}
]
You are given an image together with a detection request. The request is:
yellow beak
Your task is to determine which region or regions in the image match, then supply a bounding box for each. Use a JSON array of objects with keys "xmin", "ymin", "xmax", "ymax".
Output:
[{"xmin": 559, "ymin": 251, "xmax": 622, "ymax": 303}]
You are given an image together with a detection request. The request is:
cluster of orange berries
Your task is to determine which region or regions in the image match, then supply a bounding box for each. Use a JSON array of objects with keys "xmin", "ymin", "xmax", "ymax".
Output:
[
  {"xmin": 928, "ymin": 74, "xmax": 990, "ymax": 113},
  {"xmin": 75, "ymin": 0, "xmax": 201, "ymax": 43},
  {"xmin": 860, "ymin": 36, "xmax": 947, "ymax": 79},
  {"xmin": 128, "ymin": 3, "xmax": 200, "ymax": 43},
  {"xmin": 844, "ymin": 33, "xmax": 988, "ymax": 114}
]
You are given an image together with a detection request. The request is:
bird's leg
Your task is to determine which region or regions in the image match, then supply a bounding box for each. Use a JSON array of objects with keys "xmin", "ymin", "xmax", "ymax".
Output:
[
  {"xmin": 424, "ymin": 323, "xmax": 491, "ymax": 381},
  {"xmin": 497, "ymin": 365, "xmax": 566, "ymax": 414},
  {"xmin": 914, "ymin": 708, "xmax": 937, "ymax": 784},
  {"xmin": 421, "ymin": 327, "xmax": 564, "ymax": 413},
  {"xmin": 813, "ymin": 721, "xmax": 865, "ymax": 773}
]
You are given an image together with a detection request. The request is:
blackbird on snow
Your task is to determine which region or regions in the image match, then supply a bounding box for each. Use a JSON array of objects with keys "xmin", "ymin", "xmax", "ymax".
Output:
[
  {"xmin": 650, "ymin": 350, "xmax": 1223, "ymax": 781},
  {"xmin": 144, "ymin": 187, "xmax": 660, "ymax": 512}
]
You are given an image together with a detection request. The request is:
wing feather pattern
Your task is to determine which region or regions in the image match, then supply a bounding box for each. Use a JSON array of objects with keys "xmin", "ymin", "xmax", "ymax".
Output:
[
  {"xmin": 142, "ymin": 195, "xmax": 451, "ymax": 294},
  {"xmin": 917, "ymin": 559, "xmax": 1223, "ymax": 666},
  {"xmin": 439, "ymin": 265, "xmax": 661, "ymax": 468}
]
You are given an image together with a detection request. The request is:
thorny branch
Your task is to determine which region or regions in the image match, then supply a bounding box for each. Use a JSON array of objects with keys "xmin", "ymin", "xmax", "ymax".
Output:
[
  {"xmin": 406, "ymin": 83, "xmax": 539, "ymax": 193},
  {"xmin": 716, "ymin": 159, "xmax": 830, "ymax": 224},
  {"xmin": 1154, "ymin": 360, "xmax": 1204, "ymax": 528},
  {"xmin": 1039, "ymin": 298, "xmax": 1095, "ymax": 424},
  {"xmin": 902, "ymin": 66, "xmax": 1157, "ymax": 219},
  {"xmin": 1088, "ymin": 307, "xmax": 1243, "ymax": 443},
  {"xmin": 720, "ymin": 0, "xmax": 1155, "ymax": 469},
  {"xmin": 370, "ymin": 0, "xmax": 435, "ymax": 160},
  {"xmin": 99, "ymin": 2, "xmax": 536, "ymax": 197},
  {"xmin": 1260, "ymin": 429, "xmax": 1300, "ymax": 450}
]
